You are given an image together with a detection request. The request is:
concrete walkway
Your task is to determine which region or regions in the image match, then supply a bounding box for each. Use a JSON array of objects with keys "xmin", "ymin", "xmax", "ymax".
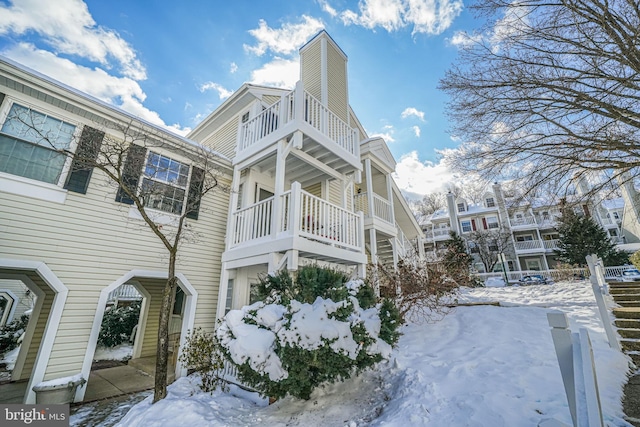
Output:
[{"xmin": 83, "ymin": 365, "xmax": 154, "ymax": 402}]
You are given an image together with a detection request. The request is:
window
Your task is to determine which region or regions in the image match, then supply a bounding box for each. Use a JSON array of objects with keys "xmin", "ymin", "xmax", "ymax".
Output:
[
  {"xmin": 457, "ymin": 202, "xmax": 466, "ymax": 212},
  {"xmin": 0, "ymin": 103, "xmax": 75, "ymax": 184},
  {"xmin": 613, "ymin": 212, "xmax": 620, "ymax": 220},
  {"xmin": 609, "ymin": 229, "xmax": 618, "ymax": 237},
  {"xmin": 141, "ymin": 152, "xmax": 190, "ymax": 214},
  {"xmin": 241, "ymin": 112, "xmax": 250, "ymax": 123},
  {"xmin": 486, "ymin": 197, "xmax": 495, "ymax": 208},
  {"xmin": 486, "ymin": 216, "xmax": 499, "ymax": 229},
  {"xmin": 516, "ymin": 235, "xmax": 533, "ymax": 241},
  {"xmin": 224, "ymin": 279, "xmax": 234, "ymax": 314},
  {"xmin": 461, "ymin": 220, "xmax": 472, "ymax": 233}
]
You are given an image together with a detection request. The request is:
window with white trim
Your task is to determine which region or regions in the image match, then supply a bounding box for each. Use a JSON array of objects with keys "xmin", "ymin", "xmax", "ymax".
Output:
[
  {"xmin": 485, "ymin": 197, "xmax": 495, "ymax": 208},
  {"xmin": 141, "ymin": 151, "xmax": 190, "ymax": 214},
  {"xmin": 0, "ymin": 103, "xmax": 75, "ymax": 184},
  {"xmin": 461, "ymin": 220, "xmax": 472, "ymax": 233},
  {"xmin": 486, "ymin": 216, "xmax": 499, "ymax": 229},
  {"xmin": 457, "ymin": 202, "xmax": 466, "ymax": 212}
]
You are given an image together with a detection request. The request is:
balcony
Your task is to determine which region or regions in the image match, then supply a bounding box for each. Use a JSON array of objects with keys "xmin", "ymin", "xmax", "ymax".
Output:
[
  {"xmin": 543, "ymin": 239, "xmax": 559, "ymax": 251},
  {"xmin": 514, "ymin": 240, "xmax": 545, "ymax": 253},
  {"xmin": 354, "ymin": 191, "xmax": 397, "ymax": 238},
  {"xmin": 235, "ymin": 82, "xmax": 360, "ymax": 174},
  {"xmin": 509, "ymin": 215, "xmax": 537, "ymax": 229},
  {"xmin": 225, "ymin": 182, "xmax": 365, "ymax": 265}
]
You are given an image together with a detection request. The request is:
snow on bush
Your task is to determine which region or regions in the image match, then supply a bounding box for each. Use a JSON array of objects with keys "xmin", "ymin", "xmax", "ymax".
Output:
[{"xmin": 215, "ymin": 266, "xmax": 400, "ymax": 400}]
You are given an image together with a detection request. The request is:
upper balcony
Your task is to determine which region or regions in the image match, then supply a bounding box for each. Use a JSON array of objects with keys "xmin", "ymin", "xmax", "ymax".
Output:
[
  {"xmin": 354, "ymin": 191, "xmax": 396, "ymax": 237},
  {"xmin": 508, "ymin": 215, "xmax": 537, "ymax": 229},
  {"xmin": 223, "ymin": 182, "xmax": 366, "ymax": 266},
  {"xmin": 235, "ymin": 81, "xmax": 361, "ymax": 179},
  {"xmin": 514, "ymin": 239, "xmax": 559, "ymax": 253}
]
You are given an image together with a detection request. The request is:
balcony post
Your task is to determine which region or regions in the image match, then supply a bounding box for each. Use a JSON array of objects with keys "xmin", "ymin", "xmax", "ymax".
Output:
[
  {"xmin": 272, "ymin": 141, "xmax": 287, "ymax": 237},
  {"xmin": 386, "ymin": 173, "xmax": 395, "ymax": 225},
  {"xmin": 290, "ymin": 181, "xmax": 302, "ymax": 237},
  {"xmin": 226, "ymin": 167, "xmax": 242, "ymax": 248},
  {"xmin": 294, "ymin": 81, "xmax": 304, "ymax": 125},
  {"xmin": 364, "ymin": 158, "xmax": 374, "ymax": 219}
]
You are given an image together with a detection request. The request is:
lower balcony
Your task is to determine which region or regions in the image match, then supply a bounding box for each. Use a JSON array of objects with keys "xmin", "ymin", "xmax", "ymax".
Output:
[
  {"xmin": 515, "ymin": 239, "xmax": 559, "ymax": 253},
  {"xmin": 223, "ymin": 182, "xmax": 366, "ymax": 266}
]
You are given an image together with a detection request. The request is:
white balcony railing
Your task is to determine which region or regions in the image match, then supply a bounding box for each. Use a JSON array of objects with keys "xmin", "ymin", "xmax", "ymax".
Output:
[
  {"xmin": 353, "ymin": 192, "xmax": 393, "ymax": 224},
  {"xmin": 543, "ymin": 239, "xmax": 559, "ymax": 250},
  {"xmin": 238, "ymin": 83, "xmax": 358, "ymax": 158},
  {"xmin": 230, "ymin": 182, "xmax": 362, "ymax": 252},
  {"xmin": 433, "ymin": 227, "xmax": 451, "ymax": 238},
  {"xmin": 509, "ymin": 216, "xmax": 537, "ymax": 227},
  {"xmin": 514, "ymin": 240, "xmax": 544, "ymax": 251}
]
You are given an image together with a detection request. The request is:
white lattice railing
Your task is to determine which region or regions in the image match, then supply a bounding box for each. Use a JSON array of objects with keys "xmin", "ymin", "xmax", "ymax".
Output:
[
  {"xmin": 237, "ymin": 83, "xmax": 358, "ymax": 158},
  {"xmin": 230, "ymin": 197, "xmax": 274, "ymax": 246}
]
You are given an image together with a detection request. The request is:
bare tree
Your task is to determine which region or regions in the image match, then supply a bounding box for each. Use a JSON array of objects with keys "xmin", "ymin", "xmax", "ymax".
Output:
[
  {"xmin": 371, "ymin": 258, "xmax": 458, "ymax": 324},
  {"xmin": 466, "ymin": 226, "xmax": 512, "ymax": 272},
  {"xmin": 440, "ymin": 0, "xmax": 640, "ymax": 196},
  {"xmin": 412, "ymin": 192, "xmax": 446, "ymax": 224},
  {"xmin": 7, "ymin": 109, "xmax": 223, "ymax": 402}
]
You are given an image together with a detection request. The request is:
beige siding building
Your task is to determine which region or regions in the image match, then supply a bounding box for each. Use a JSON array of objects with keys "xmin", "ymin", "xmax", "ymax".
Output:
[{"xmin": 0, "ymin": 30, "xmax": 422, "ymax": 403}]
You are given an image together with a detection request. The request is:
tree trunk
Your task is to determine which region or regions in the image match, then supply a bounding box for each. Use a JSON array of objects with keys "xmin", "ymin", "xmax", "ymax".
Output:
[{"xmin": 153, "ymin": 251, "xmax": 177, "ymax": 403}]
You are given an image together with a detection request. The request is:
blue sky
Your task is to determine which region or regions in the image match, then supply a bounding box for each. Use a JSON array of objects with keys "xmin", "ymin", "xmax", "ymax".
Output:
[{"xmin": 0, "ymin": 0, "xmax": 482, "ymax": 199}]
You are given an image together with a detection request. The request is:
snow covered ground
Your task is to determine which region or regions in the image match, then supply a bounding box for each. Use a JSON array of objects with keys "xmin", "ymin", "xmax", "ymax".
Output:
[{"xmin": 83, "ymin": 280, "xmax": 632, "ymax": 427}]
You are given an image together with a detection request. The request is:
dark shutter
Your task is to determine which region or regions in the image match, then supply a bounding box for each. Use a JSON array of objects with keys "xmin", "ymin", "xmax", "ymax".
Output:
[
  {"xmin": 185, "ymin": 166, "xmax": 205, "ymax": 220},
  {"xmin": 64, "ymin": 126, "xmax": 104, "ymax": 194},
  {"xmin": 115, "ymin": 144, "xmax": 147, "ymax": 205}
]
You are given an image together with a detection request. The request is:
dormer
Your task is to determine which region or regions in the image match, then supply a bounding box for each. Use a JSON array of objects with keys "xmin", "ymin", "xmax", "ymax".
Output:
[
  {"xmin": 483, "ymin": 192, "xmax": 497, "ymax": 208},
  {"xmin": 456, "ymin": 199, "xmax": 467, "ymax": 213}
]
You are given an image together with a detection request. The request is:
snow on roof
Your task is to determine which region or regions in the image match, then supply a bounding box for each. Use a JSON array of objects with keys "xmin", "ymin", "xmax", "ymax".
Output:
[{"xmin": 601, "ymin": 197, "xmax": 624, "ymax": 210}]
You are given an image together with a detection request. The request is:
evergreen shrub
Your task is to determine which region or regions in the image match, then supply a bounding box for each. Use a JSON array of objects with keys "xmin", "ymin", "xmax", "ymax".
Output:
[
  {"xmin": 216, "ymin": 265, "xmax": 401, "ymax": 400},
  {"xmin": 97, "ymin": 301, "xmax": 141, "ymax": 347}
]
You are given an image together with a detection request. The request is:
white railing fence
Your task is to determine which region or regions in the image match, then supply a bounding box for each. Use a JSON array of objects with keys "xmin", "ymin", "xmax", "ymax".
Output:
[
  {"xmin": 544, "ymin": 312, "xmax": 604, "ymax": 427},
  {"xmin": 353, "ymin": 192, "xmax": 393, "ymax": 224},
  {"xmin": 514, "ymin": 240, "xmax": 544, "ymax": 251},
  {"xmin": 510, "ymin": 216, "xmax": 537, "ymax": 226},
  {"xmin": 585, "ymin": 255, "xmax": 621, "ymax": 351},
  {"xmin": 107, "ymin": 284, "xmax": 142, "ymax": 304},
  {"xmin": 475, "ymin": 268, "xmax": 589, "ymax": 283},
  {"xmin": 231, "ymin": 197, "xmax": 274, "ymax": 246}
]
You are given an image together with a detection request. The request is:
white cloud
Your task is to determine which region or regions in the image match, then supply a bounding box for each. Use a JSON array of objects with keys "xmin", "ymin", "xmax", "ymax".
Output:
[
  {"xmin": 333, "ymin": 0, "xmax": 463, "ymax": 35},
  {"xmin": 244, "ymin": 16, "xmax": 324, "ymax": 57},
  {"xmin": 249, "ymin": 57, "xmax": 300, "ymax": 89},
  {"xmin": 412, "ymin": 125, "xmax": 421, "ymax": 137},
  {"xmin": 369, "ymin": 124, "xmax": 396, "ymax": 142},
  {"xmin": 401, "ymin": 107, "xmax": 425, "ymax": 121},
  {"xmin": 448, "ymin": 30, "xmax": 482, "ymax": 48},
  {"xmin": 230, "ymin": 62, "xmax": 238, "ymax": 73},
  {"xmin": 0, "ymin": 0, "xmax": 145, "ymax": 80},
  {"xmin": 318, "ymin": 0, "xmax": 339, "ymax": 17},
  {"xmin": 199, "ymin": 81, "xmax": 234, "ymax": 100},
  {"xmin": 2, "ymin": 43, "xmax": 189, "ymax": 135},
  {"xmin": 393, "ymin": 151, "xmax": 455, "ymax": 200}
]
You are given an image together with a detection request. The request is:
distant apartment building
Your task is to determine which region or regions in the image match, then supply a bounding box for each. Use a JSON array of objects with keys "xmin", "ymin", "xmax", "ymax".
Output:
[{"xmin": 422, "ymin": 181, "xmax": 635, "ymax": 273}]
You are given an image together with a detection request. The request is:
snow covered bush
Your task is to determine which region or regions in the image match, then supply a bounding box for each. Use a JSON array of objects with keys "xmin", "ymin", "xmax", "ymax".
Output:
[
  {"xmin": 98, "ymin": 301, "xmax": 141, "ymax": 347},
  {"xmin": 0, "ymin": 315, "xmax": 29, "ymax": 357},
  {"xmin": 216, "ymin": 266, "xmax": 401, "ymax": 400}
]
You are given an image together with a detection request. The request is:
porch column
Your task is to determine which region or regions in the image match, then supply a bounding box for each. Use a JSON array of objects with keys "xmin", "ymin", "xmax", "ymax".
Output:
[
  {"xmin": 369, "ymin": 228, "xmax": 378, "ymax": 265},
  {"xmin": 216, "ymin": 264, "xmax": 230, "ymax": 319},
  {"xmin": 272, "ymin": 140, "xmax": 287, "ymax": 237},
  {"xmin": 225, "ymin": 167, "xmax": 242, "ymax": 248},
  {"xmin": 386, "ymin": 172, "xmax": 395, "ymax": 225},
  {"xmin": 365, "ymin": 158, "xmax": 374, "ymax": 219}
]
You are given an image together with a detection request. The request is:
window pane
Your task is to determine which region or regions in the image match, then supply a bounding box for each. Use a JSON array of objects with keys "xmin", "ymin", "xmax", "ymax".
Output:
[
  {"xmin": 2, "ymin": 104, "xmax": 74, "ymax": 150},
  {"xmin": 0, "ymin": 134, "xmax": 66, "ymax": 184}
]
